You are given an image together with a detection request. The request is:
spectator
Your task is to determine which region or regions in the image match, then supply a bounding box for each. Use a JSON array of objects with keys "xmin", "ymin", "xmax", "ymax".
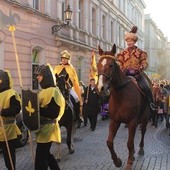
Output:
[{"xmin": 83, "ymin": 78, "xmax": 100, "ymax": 131}]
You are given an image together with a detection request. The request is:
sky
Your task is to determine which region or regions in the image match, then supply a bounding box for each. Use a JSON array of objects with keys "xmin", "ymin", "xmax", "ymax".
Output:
[{"xmin": 144, "ymin": 0, "xmax": 170, "ymax": 41}]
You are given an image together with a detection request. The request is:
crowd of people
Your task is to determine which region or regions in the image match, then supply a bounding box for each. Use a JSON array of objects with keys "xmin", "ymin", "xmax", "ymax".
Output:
[{"xmin": 1, "ymin": 25, "xmax": 170, "ymax": 170}]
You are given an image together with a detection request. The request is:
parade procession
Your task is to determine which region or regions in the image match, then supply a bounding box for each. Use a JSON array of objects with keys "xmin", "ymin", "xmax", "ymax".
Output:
[{"xmin": 0, "ymin": 1, "xmax": 170, "ymax": 170}]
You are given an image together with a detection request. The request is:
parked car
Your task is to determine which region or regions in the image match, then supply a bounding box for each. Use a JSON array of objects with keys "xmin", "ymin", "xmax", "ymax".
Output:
[{"xmin": 0, "ymin": 113, "xmax": 28, "ymax": 151}]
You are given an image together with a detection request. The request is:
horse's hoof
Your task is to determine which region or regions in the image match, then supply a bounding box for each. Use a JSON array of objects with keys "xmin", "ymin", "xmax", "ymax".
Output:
[
  {"xmin": 125, "ymin": 164, "xmax": 132, "ymax": 170},
  {"xmin": 138, "ymin": 149, "xmax": 144, "ymax": 156},
  {"xmin": 114, "ymin": 158, "xmax": 122, "ymax": 167},
  {"xmin": 56, "ymin": 158, "xmax": 61, "ymax": 163},
  {"xmin": 69, "ymin": 149, "xmax": 74, "ymax": 154}
]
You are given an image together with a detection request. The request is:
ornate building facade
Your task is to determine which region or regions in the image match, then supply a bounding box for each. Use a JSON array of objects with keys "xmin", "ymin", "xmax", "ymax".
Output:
[{"xmin": 0, "ymin": 0, "xmax": 146, "ymax": 91}]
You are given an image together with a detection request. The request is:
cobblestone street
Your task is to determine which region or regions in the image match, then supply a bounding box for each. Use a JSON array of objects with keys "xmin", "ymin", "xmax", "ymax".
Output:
[{"xmin": 1, "ymin": 118, "xmax": 170, "ymax": 170}]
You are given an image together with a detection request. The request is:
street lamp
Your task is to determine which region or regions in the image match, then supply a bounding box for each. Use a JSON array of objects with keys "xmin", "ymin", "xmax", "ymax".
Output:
[{"xmin": 52, "ymin": 5, "xmax": 73, "ymax": 35}]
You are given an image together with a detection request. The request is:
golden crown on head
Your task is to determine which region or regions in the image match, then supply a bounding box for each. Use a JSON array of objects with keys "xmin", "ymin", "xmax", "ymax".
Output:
[
  {"xmin": 60, "ymin": 50, "xmax": 71, "ymax": 60},
  {"xmin": 125, "ymin": 26, "xmax": 138, "ymax": 42}
]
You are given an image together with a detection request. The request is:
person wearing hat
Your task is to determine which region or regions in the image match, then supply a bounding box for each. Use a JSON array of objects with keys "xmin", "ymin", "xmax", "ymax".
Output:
[
  {"xmin": 34, "ymin": 63, "xmax": 65, "ymax": 170},
  {"xmin": 54, "ymin": 50, "xmax": 83, "ymax": 127},
  {"xmin": 116, "ymin": 26, "xmax": 156, "ymax": 110},
  {"xmin": 0, "ymin": 70, "xmax": 21, "ymax": 170}
]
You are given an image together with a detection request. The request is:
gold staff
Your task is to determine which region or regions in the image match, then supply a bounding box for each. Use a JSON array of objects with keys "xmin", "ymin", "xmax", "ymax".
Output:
[{"xmin": 0, "ymin": 111, "xmax": 14, "ymax": 170}]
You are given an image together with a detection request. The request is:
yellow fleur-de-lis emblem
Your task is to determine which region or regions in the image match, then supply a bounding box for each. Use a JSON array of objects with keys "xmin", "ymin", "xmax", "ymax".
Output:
[{"xmin": 25, "ymin": 101, "xmax": 35, "ymax": 116}]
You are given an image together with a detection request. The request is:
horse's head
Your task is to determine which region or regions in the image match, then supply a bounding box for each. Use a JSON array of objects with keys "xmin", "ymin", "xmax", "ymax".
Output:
[
  {"xmin": 97, "ymin": 44, "xmax": 121, "ymax": 91},
  {"xmin": 55, "ymin": 73, "xmax": 69, "ymax": 100}
]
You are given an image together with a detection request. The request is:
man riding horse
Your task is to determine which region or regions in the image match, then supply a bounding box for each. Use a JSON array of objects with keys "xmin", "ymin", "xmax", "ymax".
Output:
[
  {"xmin": 54, "ymin": 50, "xmax": 83, "ymax": 127},
  {"xmin": 116, "ymin": 26, "xmax": 155, "ymax": 110}
]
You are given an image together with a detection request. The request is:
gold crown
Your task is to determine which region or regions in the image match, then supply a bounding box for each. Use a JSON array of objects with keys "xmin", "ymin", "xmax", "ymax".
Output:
[{"xmin": 60, "ymin": 50, "xmax": 71, "ymax": 60}]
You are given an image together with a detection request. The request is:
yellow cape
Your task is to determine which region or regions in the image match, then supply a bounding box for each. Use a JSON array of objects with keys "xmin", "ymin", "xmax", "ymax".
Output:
[{"xmin": 54, "ymin": 64, "xmax": 82, "ymax": 105}]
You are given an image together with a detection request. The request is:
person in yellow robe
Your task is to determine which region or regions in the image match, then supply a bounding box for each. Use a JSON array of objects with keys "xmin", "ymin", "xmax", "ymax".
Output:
[
  {"xmin": 54, "ymin": 50, "xmax": 82, "ymax": 103},
  {"xmin": 54, "ymin": 50, "xmax": 83, "ymax": 127},
  {"xmin": 34, "ymin": 64, "xmax": 65, "ymax": 170},
  {"xmin": 0, "ymin": 70, "xmax": 21, "ymax": 170}
]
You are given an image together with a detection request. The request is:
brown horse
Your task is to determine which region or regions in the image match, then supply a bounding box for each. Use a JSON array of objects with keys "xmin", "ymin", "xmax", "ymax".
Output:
[{"xmin": 97, "ymin": 44, "xmax": 151, "ymax": 170}]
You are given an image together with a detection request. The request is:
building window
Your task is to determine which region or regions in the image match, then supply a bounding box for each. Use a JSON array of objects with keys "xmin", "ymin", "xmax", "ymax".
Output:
[
  {"xmin": 33, "ymin": 0, "xmax": 39, "ymax": 10},
  {"xmin": 45, "ymin": 0, "xmax": 51, "ymax": 15},
  {"xmin": 79, "ymin": 0, "xmax": 84, "ymax": 29},
  {"xmin": 102, "ymin": 15, "xmax": 106, "ymax": 39},
  {"xmin": 92, "ymin": 8, "xmax": 96, "ymax": 35},
  {"xmin": 111, "ymin": 21, "xmax": 114, "ymax": 43},
  {"xmin": 78, "ymin": 56, "xmax": 83, "ymax": 81},
  {"xmin": 62, "ymin": 1, "xmax": 66, "ymax": 21},
  {"xmin": 32, "ymin": 49, "xmax": 39, "ymax": 90}
]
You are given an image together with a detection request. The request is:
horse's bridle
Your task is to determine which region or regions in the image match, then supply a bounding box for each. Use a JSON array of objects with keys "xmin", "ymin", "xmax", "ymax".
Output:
[{"xmin": 99, "ymin": 57, "xmax": 132, "ymax": 90}]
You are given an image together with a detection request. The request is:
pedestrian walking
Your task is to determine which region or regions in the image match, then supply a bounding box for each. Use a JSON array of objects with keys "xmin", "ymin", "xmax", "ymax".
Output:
[
  {"xmin": 83, "ymin": 78, "xmax": 100, "ymax": 131},
  {"xmin": 34, "ymin": 64, "xmax": 65, "ymax": 170},
  {"xmin": 0, "ymin": 70, "xmax": 21, "ymax": 170}
]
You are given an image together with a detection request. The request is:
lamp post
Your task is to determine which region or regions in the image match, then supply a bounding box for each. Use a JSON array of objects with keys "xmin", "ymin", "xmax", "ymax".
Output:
[{"xmin": 52, "ymin": 5, "xmax": 73, "ymax": 35}]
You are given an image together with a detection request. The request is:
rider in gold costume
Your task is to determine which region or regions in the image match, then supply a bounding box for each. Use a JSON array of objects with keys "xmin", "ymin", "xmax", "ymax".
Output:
[
  {"xmin": 54, "ymin": 50, "xmax": 83, "ymax": 127},
  {"xmin": 116, "ymin": 26, "xmax": 155, "ymax": 110}
]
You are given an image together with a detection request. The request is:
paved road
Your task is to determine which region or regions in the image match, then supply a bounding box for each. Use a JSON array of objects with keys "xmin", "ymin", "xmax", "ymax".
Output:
[{"xmin": 0, "ymin": 118, "xmax": 170, "ymax": 170}]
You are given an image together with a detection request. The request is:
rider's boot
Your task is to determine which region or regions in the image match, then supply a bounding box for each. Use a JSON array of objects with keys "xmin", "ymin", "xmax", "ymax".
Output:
[
  {"xmin": 74, "ymin": 101, "xmax": 83, "ymax": 128},
  {"xmin": 136, "ymin": 74, "xmax": 158, "ymax": 111}
]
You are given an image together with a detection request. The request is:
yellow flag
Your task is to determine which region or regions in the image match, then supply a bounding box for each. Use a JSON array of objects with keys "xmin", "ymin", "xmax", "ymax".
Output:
[{"xmin": 90, "ymin": 50, "xmax": 98, "ymax": 83}]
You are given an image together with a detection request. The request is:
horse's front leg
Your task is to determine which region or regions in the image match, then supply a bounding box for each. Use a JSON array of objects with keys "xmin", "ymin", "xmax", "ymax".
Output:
[
  {"xmin": 126, "ymin": 121, "xmax": 137, "ymax": 170},
  {"xmin": 55, "ymin": 143, "xmax": 62, "ymax": 162},
  {"xmin": 66, "ymin": 124, "xmax": 75, "ymax": 154},
  {"xmin": 138, "ymin": 118, "xmax": 148, "ymax": 156},
  {"xmin": 107, "ymin": 120, "xmax": 122, "ymax": 167}
]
